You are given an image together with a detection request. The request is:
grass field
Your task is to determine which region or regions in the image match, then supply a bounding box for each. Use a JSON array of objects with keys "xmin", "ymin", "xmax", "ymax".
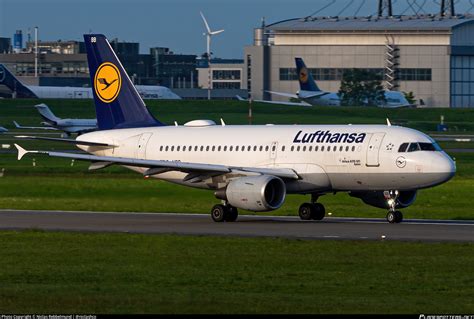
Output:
[
  {"xmin": 0, "ymin": 99, "xmax": 473, "ymax": 220},
  {"xmin": 1, "ymin": 100, "xmax": 473, "ymax": 314},
  {"xmin": 0, "ymin": 231, "xmax": 472, "ymax": 314}
]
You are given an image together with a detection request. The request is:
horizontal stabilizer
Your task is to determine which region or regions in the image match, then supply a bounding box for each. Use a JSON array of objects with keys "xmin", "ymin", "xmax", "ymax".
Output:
[{"xmin": 15, "ymin": 135, "xmax": 114, "ymax": 147}]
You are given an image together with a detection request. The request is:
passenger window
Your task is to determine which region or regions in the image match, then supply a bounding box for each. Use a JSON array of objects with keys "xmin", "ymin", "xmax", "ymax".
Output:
[
  {"xmin": 339, "ymin": 146, "xmax": 343, "ymax": 152},
  {"xmin": 352, "ymin": 146, "xmax": 355, "ymax": 152},
  {"xmin": 398, "ymin": 143, "xmax": 409, "ymax": 152},
  {"xmin": 206, "ymin": 146, "xmax": 209, "ymax": 151},
  {"xmin": 247, "ymin": 146, "xmax": 251, "ymax": 151},
  {"xmin": 236, "ymin": 146, "xmax": 240, "ymax": 151},
  {"xmin": 183, "ymin": 146, "xmax": 187, "ymax": 151},
  {"xmin": 218, "ymin": 146, "xmax": 221, "ymax": 151},
  {"xmin": 224, "ymin": 146, "xmax": 227, "ymax": 151},
  {"xmin": 333, "ymin": 146, "xmax": 337, "ymax": 151},
  {"xmin": 171, "ymin": 146, "xmax": 175, "ymax": 152},
  {"xmin": 165, "ymin": 146, "xmax": 169, "ymax": 151},
  {"xmin": 308, "ymin": 146, "xmax": 312, "ymax": 151},
  {"xmin": 272, "ymin": 145, "xmax": 276, "ymax": 152},
  {"xmin": 230, "ymin": 146, "xmax": 233, "ymax": 151},
  {"xmin": 345, "ymin": 146, "xmax": 349, "ymax": 152},
  {"xmin": 302, "ymin": 146, "xmax": 306, "ymax": 152},
  {"xmin": 199, "ymin": 146, "xmax": 203, "ymax": 151},
  {"xmin": 177, "ymin": 146, "xmax": 180, "ymax": 152},
  {"xmin": 265, "ymin": 145, "xmax": 269, "ymax": 152},
  {"xmin": 315, "ymin": 146, "xmax": 319, "ymax": 152},
  {"xmin": 194, "ymin": 146, "xmax": 198, "ymax": 151},
  {"xmin": 212, "ymin": 146, "xmax": 215, "ymax": 151},
  {"xmin": 253, "ymin": 146, "xmax": 257, "ymax": 151},
  {"xmin": 321, "ymin": 146, "xmax": 325, "ymax": 151},
  {"xmin": 160, "ymin": 146, "xmax": 163, "ymax": 151},
  {"xmin": 297, "ymin": 146, "xmax": 300, "ymax": 152},
  {"xmin": 291, "ymin": 146, "xmax": 294, "ymax": 151},
  {"xmin": 407, "ymin": 143, "xmax": 420, "ymax": 152},
  {"xmin": 282, "ymin": 146, "xmax": 286, "ymax": 152}
]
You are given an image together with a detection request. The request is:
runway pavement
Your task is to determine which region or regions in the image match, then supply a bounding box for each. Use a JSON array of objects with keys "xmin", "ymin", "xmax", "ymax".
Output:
[{"xmin": 0, "ymin": 209, "xmax": 473, "ymax": 242}]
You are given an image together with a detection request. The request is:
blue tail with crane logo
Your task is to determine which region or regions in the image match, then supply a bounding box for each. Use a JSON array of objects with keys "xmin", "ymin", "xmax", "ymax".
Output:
[
  {"xmin": 84, "ymin": 34, "xmax": 163, "ymax": 130},
  {"xmin": 295, "ymin": 57, "xmax": 321, "ymax": 92}
]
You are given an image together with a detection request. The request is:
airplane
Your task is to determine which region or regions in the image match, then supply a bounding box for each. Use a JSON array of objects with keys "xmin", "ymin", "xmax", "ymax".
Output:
[
  {"xmin": 14, "ymin": 34, "xmax": 456, "ymax": 224},
  {"xmin": 267, "ymin": 57, "xmax": 412, "ymax": 108},
  {"xmin": 0, "ymin": 63, "xmax": 181, "ymax": 100},
  {"xmin": 13, "ymin": 103, "xmax": 97, "ymax": 136}
]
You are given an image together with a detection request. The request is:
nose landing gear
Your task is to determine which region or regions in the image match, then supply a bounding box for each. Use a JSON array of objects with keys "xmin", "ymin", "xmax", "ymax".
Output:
[{"xmin": 384, "ymin": 190, "xmax": 403, "ymax": 224}]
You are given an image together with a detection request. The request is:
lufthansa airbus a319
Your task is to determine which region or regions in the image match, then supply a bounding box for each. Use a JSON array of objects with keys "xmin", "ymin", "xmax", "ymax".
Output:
[{"xmin": 15, "ymin": 34, "xmax": 456, "ymax": 224}]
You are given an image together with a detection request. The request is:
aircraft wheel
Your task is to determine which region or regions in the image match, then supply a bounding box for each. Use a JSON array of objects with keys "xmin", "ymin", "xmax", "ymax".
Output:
[
  {"xmin": 387, "ymin": 211, "xmax": 403, "ymax": 224},
  {"xmin": 225, "ymin": 206, "xmax": 238, "ymax": 222},
  {"xmin": 211, "ymin": 204, "xmax": 227, "ymax": 222},
  {"xmin": 299, "ymin": 203, "xmax": 314, "ymax": 221},
  {"xmin": 311, "ymin": 203, "xmax": 326, "ymax": 221}
]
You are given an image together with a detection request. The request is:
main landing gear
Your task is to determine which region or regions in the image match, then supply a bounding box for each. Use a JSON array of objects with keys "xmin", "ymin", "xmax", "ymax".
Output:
[
  {"xmin": 299, "ymin": 194, "xmax": 325, "ymax": 221},
  {"xmin": 211, "ymin": 203, "xmax": 238, "ymax": 222},
  {"xmin": 384, "ymin": 190, "xmax": 403, "ymax": 224}
]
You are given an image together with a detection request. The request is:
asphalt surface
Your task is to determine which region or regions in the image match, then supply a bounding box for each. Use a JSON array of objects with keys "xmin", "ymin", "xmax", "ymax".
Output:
[{"xmin": 0, "ymin": 210, "xmax": 473, "ymax": 242}]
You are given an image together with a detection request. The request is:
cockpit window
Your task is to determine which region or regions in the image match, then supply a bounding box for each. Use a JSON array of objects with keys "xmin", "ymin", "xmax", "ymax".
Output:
[
  {"xmin": 407, "ymin": 143, "xmax": 421, "ymax": 152},
  {"xmin": 398, "ymin": 143, "xmax": 409, "ymax": 152},
  {"xmin": 400, "ymin": 142, "xmax": 441, "ymax": 152}
]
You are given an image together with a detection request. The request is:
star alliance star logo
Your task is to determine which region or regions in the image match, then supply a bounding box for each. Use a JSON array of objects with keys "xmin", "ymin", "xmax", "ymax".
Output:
[{"xmin": 0, "ymin": 65, "xmax": 5, "ymax": 83}]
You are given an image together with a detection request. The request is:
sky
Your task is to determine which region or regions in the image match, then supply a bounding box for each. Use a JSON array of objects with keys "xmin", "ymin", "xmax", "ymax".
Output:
[{"xmin": 0, "ymin": 0, "xmax": 473, "ymax": 58}]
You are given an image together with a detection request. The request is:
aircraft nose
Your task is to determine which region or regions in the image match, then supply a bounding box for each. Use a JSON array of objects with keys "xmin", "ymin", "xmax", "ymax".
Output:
[{"xmin": 435, "ymin": 153, "xmax": 456, "ymax": 184}]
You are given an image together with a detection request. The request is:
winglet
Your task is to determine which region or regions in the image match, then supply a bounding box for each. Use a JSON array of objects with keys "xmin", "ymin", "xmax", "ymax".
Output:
[
  {"xmin": 386, "ymin": 118, "xmax": 392, "ymax": 126},
  {"xmin": 13, "ymin": 120, "xmax": 21, "ymax": 128},
  {"xmin": 14, "ymin": 144, "xmax": 28, "ymax": 160},
  {"xmin": 220, "ymin": 118, "xmax": 226, "ymax": 126}
]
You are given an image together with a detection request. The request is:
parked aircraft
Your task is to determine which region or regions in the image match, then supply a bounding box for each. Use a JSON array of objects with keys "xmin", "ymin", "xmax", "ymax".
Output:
[
  {"xmin": 15, "ymin": 34, "xmax": 455, "ymax": 224},
  {"xmin": 0, "ymin": 63, "xmax": 181, "ymax": 100},
  {"xmin": 13, "ymin": 103, "xmax": 96, "ymax": 136},
  {"xmin": 267, "ymin": 58, "xmax": 412, "ymax": 108}
]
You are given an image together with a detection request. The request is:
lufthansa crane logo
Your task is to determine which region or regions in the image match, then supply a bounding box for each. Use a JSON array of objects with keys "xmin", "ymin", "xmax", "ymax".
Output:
[
  {"xmin": 299, "ymin": 67, "xmax": 308, "ymax": 84},
  {"xmin": 94, "ymin": 62, "xmax": 121, "ymax": 103}
]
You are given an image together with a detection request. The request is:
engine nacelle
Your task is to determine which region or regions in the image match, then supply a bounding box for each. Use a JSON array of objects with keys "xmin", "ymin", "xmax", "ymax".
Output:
[
  {"xmin": 215, "ymin": 175, "xmax": 286, "ymax": 212},
  {"xmin": 350, "ymin": 190, "xmax": 417, "ymax": 209}
]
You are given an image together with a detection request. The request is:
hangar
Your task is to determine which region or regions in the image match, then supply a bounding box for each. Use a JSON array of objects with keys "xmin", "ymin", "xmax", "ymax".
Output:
[{"xmin": 245, "ymin": 14, "xmax": 474, "ymax": 107}]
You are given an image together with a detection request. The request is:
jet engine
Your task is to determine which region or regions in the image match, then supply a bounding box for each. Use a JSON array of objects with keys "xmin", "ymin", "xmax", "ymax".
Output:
[
  {"xmin": 215, "ymin": 175, "xmax": 286, "ymax": 211},
  {"xmin": 350, "ymin": 190, "xmax": 417, "ymax": 209}
]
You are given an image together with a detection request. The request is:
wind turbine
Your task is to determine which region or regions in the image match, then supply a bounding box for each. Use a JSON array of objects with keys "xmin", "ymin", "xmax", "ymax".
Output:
[{"xmin": 200, "ymin": 11, "xmax": 224, "ymax": 100}]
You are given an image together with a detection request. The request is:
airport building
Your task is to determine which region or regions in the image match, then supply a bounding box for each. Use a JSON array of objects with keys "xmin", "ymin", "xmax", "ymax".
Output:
[{"xmin": 245, "ymin": 14, "xmax": 474, "ymax": 107}]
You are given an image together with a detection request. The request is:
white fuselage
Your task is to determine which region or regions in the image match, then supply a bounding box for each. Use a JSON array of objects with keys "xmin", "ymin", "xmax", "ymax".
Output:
[
  {"xmin": 77, "ymin": 124, "xmax": 455, "ymax": 194},
  {"xmin": 28, "ymin": 85, "xmax": 181, "ymax": 100}
]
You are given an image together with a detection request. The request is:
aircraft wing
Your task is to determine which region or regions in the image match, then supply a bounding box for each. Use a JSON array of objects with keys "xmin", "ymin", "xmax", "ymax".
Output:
[
  {"xmin": 15, "ymin": 144, "xmax": 300, "ymax": 180},
  {"xmin": 15, "ymin": 135, "xmax": 115, "ymax": 147},
  {"xmin": 0, "ymin": 126, "xmax": 7, "ymax": 133},
  {"xmin": 265, "ymin": 91, "xmax": 299, "ymax": 99},
  {"xmin": 13, "ymin": 121, "xmax": 58, "ymax": 130},
  {"xmin": 254, "ymin": 99, "xmax": 312, "ymax": 107}
]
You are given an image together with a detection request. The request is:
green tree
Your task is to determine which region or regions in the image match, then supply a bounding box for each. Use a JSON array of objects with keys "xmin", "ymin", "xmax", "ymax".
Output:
[{"xmin": 338, "ymin": 69, "xmax": 386, "ymax": 107}]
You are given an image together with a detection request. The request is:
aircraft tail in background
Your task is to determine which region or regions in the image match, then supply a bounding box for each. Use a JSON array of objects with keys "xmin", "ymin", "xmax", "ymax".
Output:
[
  {"xmin": 0, "ymin": 64, "xmax": 38, "ymax": 98},
  {"xmin": 295, "ymin": 57, "xmax": 321, "ymax": 92}
]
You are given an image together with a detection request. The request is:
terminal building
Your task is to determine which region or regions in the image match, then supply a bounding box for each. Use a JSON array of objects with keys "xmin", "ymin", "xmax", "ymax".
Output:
[{"xmin": 245, "ymin": 14, "xmax": 474, "ymax": 108}]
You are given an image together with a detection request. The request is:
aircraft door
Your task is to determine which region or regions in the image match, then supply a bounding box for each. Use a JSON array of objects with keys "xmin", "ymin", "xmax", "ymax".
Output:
[
  {"xmin": 366, "ymin": 133, "xmax": 386, "ymax": 167},
  {"xmin": 136, "ymin": 133, "xmax": 153, "ymax": 159}
]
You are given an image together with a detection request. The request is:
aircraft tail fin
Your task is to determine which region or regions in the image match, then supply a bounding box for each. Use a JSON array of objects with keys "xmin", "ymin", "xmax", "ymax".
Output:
[
  {"xmin": 295, "ymin": 58, "xmax": 321, "ymax": 92},
  {"xmin": 35, "ymin": 103, "xmax": 60, "ymax": 123},
  {"xmin": 0, "ymin": 64, "xmax": 38, "ymax": 98},
  {"xmin": 84, "ymin": 34, "xmax": 163, "ymax": 130}
]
